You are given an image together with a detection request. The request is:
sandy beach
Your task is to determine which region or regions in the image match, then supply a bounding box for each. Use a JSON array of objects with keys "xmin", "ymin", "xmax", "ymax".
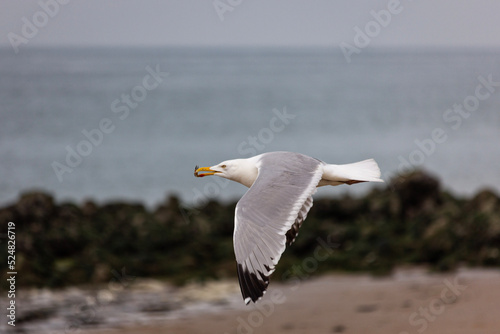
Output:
[{"xmin": 85, "ymin": 267, "xmax": 500, "ymax": 334}]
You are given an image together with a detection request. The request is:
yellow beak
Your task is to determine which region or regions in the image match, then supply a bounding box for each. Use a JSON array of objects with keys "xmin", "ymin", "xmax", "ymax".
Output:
[{"xmin": 194, "ymin": 165, "xmax": 219, "ymax": 177}]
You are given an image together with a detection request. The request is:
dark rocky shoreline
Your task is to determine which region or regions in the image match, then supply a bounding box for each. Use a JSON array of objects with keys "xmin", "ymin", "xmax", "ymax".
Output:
[{"xmin": 1, "ymin": 171, "xmax": 499, "ymax": 289}]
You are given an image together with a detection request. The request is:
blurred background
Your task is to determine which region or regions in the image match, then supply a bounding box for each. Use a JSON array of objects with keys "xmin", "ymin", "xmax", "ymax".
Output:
[{"xmin": 1, "ymin": 1, "xmax": 500, "ymax": 333}]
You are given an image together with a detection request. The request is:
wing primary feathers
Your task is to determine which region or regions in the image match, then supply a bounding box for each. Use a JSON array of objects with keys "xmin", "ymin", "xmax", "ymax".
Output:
[
  {"xmin": 246, "ymin": 259, "xmax": 266, "ymax": 301},
  {"xmin": 236, "ymin": 264, "xmax": 252, "ymax": 305},
  {"xmin": 237, "ymin": 263, "xmax": 267, "ymax": 304}
]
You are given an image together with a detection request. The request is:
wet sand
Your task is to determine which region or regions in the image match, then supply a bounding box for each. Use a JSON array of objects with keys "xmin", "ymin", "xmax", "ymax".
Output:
[{"xmin": 86, "ymin": 267, "xmax": 500, "ymax": 334}]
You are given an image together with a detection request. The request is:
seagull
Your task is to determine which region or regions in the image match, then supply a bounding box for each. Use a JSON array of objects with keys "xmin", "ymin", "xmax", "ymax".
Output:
[{"xmin": 194, "ymin": 151, "xmax": 383, "ymax": 304}]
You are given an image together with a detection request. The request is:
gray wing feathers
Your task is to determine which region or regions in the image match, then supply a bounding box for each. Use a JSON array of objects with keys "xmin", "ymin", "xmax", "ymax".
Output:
[{"xmin": 233, "ymin": 152, "xmax": 323, "ymax": 304}]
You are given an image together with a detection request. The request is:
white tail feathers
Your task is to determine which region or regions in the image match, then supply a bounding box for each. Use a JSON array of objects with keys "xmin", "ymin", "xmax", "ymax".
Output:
[{"xmin": 319, "ymin": 158, "xmax": 383, "ymax": 186}]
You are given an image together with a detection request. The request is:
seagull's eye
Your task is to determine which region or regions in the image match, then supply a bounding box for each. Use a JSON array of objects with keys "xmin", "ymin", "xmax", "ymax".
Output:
[{"xmin": 221, "ymin": 164, "xmax": 227, "ymax": 168}]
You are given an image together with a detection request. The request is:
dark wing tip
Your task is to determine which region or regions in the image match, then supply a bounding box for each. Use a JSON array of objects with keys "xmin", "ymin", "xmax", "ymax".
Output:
[{"xmin": 237, "ymin": 263, "xmax": 270, "ymax": 305}]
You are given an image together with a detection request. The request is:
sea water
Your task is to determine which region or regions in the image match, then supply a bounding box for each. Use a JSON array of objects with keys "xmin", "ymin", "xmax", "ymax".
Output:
[{"xmin": 1, "ymin": 47, "xmax": 499, "ymax": 207}]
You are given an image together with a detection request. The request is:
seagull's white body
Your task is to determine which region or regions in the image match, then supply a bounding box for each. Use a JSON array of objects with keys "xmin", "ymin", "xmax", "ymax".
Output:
[
  {"xmin": 211, "ymin": 154, "xmax": 382, "ymax": 188},
  {"xmin": 195, "ymin": 151, "xmax": 383, "ymax": 304}
]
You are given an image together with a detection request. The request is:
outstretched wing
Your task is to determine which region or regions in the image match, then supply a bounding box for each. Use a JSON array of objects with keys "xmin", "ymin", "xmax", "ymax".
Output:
[{"xmin": 233, "ymin": 152, "xmax": 324, "ymax": 304}]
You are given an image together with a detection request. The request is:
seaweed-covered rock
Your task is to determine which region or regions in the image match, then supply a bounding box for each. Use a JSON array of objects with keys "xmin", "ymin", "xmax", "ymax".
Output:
[
  {"xmin": 16, "ymin": 191, "xmax": 55, "ymax": 220},
  {"xmin": 391, "ymin": 171, "xmax": 441, "ymax": 219},
  {"xmin": 469, "ymin": 189, "xmax": 500, "ymax": 214},
  {"xmin": 2, "ymin": 171, "xmax": 500, "ymax": 287}
]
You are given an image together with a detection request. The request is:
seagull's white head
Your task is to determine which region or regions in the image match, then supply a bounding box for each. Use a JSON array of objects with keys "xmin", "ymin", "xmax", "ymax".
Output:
[{"xmin": 194, "ymin": 158, "xmax": 258, "ymax": 188}]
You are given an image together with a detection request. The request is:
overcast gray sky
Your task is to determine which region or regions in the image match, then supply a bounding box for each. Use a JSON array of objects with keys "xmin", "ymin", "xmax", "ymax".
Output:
[{"xmin": 2, "ymin": 0, "xmax": 500, "ymax": 49}]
